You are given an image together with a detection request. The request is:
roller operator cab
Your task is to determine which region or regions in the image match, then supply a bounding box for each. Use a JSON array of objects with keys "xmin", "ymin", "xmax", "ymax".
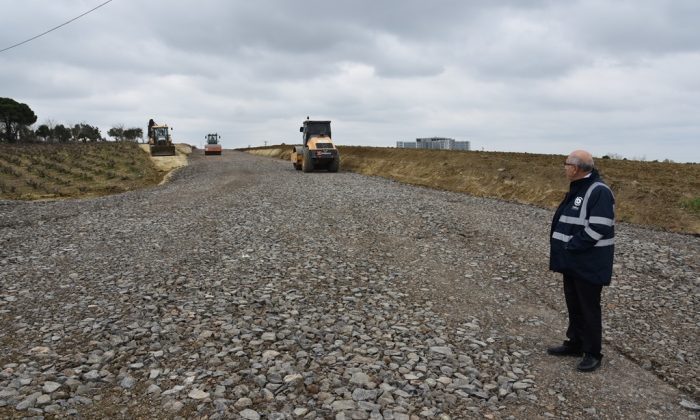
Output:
[
  {"xmin": 291, "ymin": 119, "xmax": 340, "ymax": 172},
  {"xmin": 204, "ymin": 133, "xmax": 222, "ymax": 155}
]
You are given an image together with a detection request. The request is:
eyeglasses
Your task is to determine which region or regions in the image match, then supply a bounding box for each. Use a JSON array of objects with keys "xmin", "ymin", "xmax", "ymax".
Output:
[{"xmin": 564, "ymin": 161, "xmax": 576, "ymax": 167}]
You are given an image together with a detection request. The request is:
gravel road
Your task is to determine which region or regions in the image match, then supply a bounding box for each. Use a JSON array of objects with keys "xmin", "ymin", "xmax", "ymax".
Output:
[{"xmin": 1, "ymin": 151, "xmax": 698, "ymax": 419}]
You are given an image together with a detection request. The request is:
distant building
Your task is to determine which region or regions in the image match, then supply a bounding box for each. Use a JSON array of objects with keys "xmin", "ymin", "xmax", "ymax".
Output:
[{"xmin": 397, "ymin": 137, "xmax": 470, "ymax": 151}]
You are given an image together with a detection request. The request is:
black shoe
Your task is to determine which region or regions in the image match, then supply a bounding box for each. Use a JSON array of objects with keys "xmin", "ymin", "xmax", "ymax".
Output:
[
  {"xmin": 547, "ymin": 344, "xmax": 583, "ymax": 357},
  {"xmin": 577, "ymin": 354, "xmax": 602, "ymax": 372}
]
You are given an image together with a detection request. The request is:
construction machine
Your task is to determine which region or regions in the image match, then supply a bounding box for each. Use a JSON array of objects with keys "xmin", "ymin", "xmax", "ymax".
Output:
[
  {"xmin": 204, "ymin": 133, "xmax": 222, "ymax": 155},
  {"xmin": 147, "ymin": 122, "xmax": 176, "ymax": 156},
  {"xmin": 291, "ymin": 118, "xmax": 340, "ymax": 172}
]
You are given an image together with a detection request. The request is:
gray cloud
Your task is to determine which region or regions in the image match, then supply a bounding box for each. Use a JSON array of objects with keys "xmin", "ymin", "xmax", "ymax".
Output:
[
  {"xmin": 0, "ymin": 0, "xmax": 698, "ymax": 162},
  {"xmin": 566, "ymin": 0, "xmax": 700, "ymax": 56}
]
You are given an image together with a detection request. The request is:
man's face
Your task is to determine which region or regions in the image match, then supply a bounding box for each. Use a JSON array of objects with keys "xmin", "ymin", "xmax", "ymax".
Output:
[{"xmin": 564, "ymin": 155, "xmax": 579, "ymax": 181}]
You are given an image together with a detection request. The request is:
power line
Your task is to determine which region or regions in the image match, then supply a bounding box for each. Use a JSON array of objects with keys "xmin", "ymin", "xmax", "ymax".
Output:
[{"xmin": 0, "ymin": 0, "xmax": 115, "ymax": 54}]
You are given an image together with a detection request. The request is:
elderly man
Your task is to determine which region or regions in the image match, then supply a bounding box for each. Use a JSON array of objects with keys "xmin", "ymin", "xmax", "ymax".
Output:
[{"xmin": 548, "ymin": 150, "xmax": 615, "ymax": 372}]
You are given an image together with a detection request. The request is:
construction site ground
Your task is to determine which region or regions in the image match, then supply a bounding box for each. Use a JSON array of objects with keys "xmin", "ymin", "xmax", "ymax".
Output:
[{"xmin": 0, "ymin": 150, "xmax": 697, "ymax": 419}]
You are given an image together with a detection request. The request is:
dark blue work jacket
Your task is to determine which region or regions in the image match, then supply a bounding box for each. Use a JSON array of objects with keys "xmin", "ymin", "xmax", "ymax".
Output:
[{"xmin": 549, "ymin": 169, "xmax": 615, "ymax": 285}]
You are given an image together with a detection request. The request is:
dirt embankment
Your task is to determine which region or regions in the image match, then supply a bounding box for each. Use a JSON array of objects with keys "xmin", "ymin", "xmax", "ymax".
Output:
[
  {"xmin": 138, "ymin": 143, "xmax": 192, "ymax": 173},
  {"xmin": 245, "ymin": 145, "xmax": 700, "ymax": 235},
  {"xmin": 0, "ymin": 142, "xmax": 164, "ymax": 200},
  {"xmin": 0, "ymin": 142, "xmax": 193, "ymax": 201}
]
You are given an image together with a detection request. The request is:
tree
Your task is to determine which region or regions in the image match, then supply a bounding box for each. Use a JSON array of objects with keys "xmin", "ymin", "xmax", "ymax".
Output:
[
  {"xmin": 70, "ymin": 124, "xmax": 81, "ymax": 142},
  {"xmin": 53, "ymin": 124, "xmax": 71, "ymax": 143},
  {"xmin": 123, "ymin": 127, "xmax": 143, "ymax": 142},
  {"xmin": 18, "ymin": 126, "xmax": 37, "ymax": 143},
  {"xmin": 42, "ymin": 119, "xmax": 57, "ymax": 142},
  {"xmin": 71, "ymin": 123, "xmax": 102, "ymax": 142},
  {"xmin": 108, "ymin": 125, "xmax": 125, "ymax": 141},
  {"xmin": 36, "ymin": 124, "xmax": 51, "ymax": 142},
  {"xmin": 0, "ymin": 97, "xmax": 38, "ymax": 143},
  {"xmin": 83, "ymin": 124, "xmax": 102, "ymax": 142}
]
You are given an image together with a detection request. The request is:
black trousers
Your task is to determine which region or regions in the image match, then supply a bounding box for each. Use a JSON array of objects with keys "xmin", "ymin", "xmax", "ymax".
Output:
[{"xmin": 563, "ymin": 274, "xmax": 603, "ymax": 358}]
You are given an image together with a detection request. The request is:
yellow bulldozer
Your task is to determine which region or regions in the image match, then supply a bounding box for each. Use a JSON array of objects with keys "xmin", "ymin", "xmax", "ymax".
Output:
[
  {"xmin": 291, "ymin": 118, "xmax": 340, "ymax": 172},
  {"xmin": 147, "ymin": 120, "xmax": 176, "ymax": 156}
]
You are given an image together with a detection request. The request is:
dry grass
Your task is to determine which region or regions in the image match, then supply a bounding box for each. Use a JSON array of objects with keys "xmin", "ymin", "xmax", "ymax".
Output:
[
  {"xmin": 0, "ymin": 142, "xmax": 164, "ymax": 200},
  {"xmin": 245, "ymin": 145, "xmax": 700, "ymax": 235}
]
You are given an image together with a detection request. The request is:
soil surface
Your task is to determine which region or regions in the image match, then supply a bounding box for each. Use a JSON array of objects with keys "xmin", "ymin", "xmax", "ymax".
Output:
[
  {"xmin": 0, "ymin": 151, "xmax": 698, "ymax": 419},
  {"xmin": 139, "ymin": 143, "xmax": 191, "ymax": 174}
]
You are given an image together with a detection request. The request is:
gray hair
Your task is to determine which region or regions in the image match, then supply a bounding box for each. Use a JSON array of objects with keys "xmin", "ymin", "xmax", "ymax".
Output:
[{"xmin": 569, "ymin": 156, "xmax": 594, "ymax": 172}]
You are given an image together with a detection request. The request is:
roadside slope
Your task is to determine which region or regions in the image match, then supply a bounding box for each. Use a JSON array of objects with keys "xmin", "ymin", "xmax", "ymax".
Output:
[{"xmin": 0, "ymin": 142, "xmax": 191, "ymax": 201}]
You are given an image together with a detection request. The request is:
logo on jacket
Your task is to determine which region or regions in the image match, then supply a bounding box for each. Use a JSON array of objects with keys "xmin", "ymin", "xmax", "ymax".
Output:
[{"xmin": 572, "ymin": 196, "xmax": 583, "ymax": 210}]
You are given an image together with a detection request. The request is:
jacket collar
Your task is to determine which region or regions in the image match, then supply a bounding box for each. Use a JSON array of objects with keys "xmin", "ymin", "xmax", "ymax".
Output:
[{"xmin": 569, "ymin": 168, "xmax": 600, "ymax": 191}]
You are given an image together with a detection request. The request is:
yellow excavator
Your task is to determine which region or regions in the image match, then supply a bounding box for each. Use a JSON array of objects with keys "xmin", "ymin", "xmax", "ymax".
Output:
[
  {"xmin": 291, "ymin": 118, "xmax": 340, "ymax": 172},
  {"xmin": 147, "ymin": 120, "xmax": 176, "ymax": 156}
]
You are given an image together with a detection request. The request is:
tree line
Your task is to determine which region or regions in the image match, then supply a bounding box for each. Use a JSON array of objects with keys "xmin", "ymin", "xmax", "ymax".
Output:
[{"xmin": 1, "ymin": 97, "xmax": 143, "ymax": 144}]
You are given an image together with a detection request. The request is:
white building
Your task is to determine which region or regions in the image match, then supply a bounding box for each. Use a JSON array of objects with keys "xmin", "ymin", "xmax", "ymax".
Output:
[{"xmin": 397, "ymin": 137, "xmax": 470, "ymax": 151}]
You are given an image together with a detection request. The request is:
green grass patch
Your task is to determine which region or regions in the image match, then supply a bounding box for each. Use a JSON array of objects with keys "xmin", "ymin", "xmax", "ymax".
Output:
[{"xmin": 681, "ymin": 197, "xmax": 700, "ymax": 214}]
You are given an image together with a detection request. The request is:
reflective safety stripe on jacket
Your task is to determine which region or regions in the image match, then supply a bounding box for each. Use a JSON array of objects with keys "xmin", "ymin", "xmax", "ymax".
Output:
[
  {"xmin": 552, "ymin": 182, "xmax": 615, "ymax": 248},
  {"xmin": 552, "ymin": 231, "xmax": 614, "ymax": 247},
  {"xmin": 549, "ymin": 176, "xmax": 616, "ymax": 285}
]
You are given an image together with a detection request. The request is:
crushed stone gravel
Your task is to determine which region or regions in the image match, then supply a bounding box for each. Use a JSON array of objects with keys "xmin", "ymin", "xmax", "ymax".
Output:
[{"xmin": 0, "ymin": 151, "xmax": 697, "ymax": 419}]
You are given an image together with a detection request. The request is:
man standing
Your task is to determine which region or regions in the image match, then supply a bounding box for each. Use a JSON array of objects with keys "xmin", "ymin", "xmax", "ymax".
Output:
[
  {"xmin": 548, "ymin": 150, "xmax": 615, "ymax": 372},
  {"xmin": 148, "ymin": 118, "xmax": 156, "ymax": 140}
]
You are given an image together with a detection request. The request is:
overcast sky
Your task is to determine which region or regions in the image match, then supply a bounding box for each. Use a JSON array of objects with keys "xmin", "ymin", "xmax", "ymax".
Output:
[{"xmin": 2, "ymin": 0, "xmax": 699, "ymax": 162}]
